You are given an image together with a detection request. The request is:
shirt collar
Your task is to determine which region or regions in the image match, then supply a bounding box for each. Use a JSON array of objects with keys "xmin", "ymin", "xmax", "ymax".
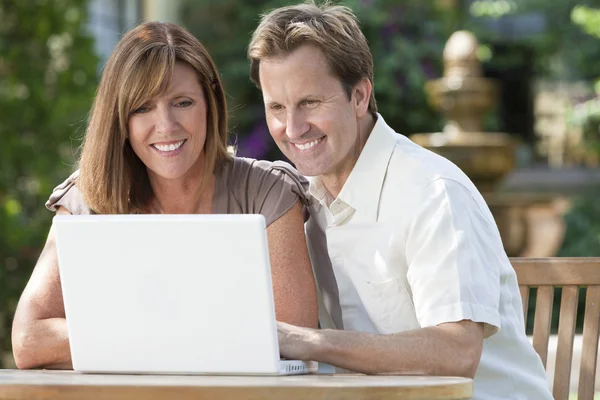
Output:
[
  {"xmin": 309, "ymin": 113, "xmax": 397, "ymax": 222},
  {"xmin": 308, "ymin": 174, "xmax": 332, "ymax": 208}
]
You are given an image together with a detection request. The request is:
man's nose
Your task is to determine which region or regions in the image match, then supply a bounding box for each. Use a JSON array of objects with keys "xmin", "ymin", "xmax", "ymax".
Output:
[{"xmin": 285, "ymin": 111, "xmax": 310, "ymax": 140}]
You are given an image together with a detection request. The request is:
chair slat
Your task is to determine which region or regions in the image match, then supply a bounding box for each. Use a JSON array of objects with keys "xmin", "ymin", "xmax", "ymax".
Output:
[
  {"xmin": 553, "ymin": 286, "xmax": 579, "ymax": 400},
  {"xmin": 519, "ymin": 286, "xmax": 529, "ymax": 323},
  {"xmin": 511, "ymin": 258, "xmax": 600, "ymax": 285},
  {"xmin": 512, "ymin": 258, "xmax": 600, "ymax": 397},
  {"xmin": 510, "ymin": 257, "xmax": 600, "ymax": 286},
  {"xmin": 532, "ymin": 286, "xmax": 554, "ymax": 368},
  {"xmin": 578, "ymin": 286, "xmax": 600, "ymax": 400}
]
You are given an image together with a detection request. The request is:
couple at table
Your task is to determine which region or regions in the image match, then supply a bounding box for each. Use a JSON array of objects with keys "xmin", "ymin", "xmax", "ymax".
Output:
[{"xmin": 11, "ymin": 2, "xmax": 552, "ymax": 399}]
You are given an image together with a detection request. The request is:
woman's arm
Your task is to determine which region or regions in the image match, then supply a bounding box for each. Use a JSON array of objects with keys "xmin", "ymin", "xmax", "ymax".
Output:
[
  {"xmin": 11, "ymin": 207, "xmax": 72, "ymax": 369},
  {"xmin": 12, "ymin": 201, "xmax": 318, "ymax": 368},
  {"xmin": 266, "ymin": 201, "xmax": 318, "ymax": 329}
]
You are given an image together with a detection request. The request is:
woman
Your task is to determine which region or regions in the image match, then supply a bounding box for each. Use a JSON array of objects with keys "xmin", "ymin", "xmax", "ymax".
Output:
[{"xmin": 11, "ymin": 21, "xmax": 318, "ymax": 369}]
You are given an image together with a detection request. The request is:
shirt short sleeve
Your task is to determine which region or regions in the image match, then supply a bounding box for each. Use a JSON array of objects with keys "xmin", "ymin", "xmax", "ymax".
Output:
[
  {"xmin": 45, "ymin": 170, "xmax": 92, "ymax": 215},
  {"xmin": 405, "ymin": 178, "xmax": 502, "ymax": 338},
  {"xmin": 228, "ymin": 158, "xmax": 312, "ymax": 226}
]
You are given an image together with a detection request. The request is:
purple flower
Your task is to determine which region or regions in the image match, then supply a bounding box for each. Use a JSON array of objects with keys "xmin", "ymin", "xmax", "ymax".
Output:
[
  {"xmin": 421, "ymin": 59, "xmax": 437, "ymax": 80},
  {"xmin": 236, "ymin": 119, "xmax": 272, "ymax": 159},
  {"xmin": 395, "ymin": 72, "xmax": 407, "ymax": 89}
]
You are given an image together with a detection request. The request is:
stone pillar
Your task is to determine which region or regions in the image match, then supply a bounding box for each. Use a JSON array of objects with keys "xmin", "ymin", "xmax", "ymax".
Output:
[{"xmin": 142, "ymin": 0, "xmax": 182, "ymax": 23}]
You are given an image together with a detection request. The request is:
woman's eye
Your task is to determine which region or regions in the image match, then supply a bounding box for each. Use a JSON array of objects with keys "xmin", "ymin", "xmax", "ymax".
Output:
[
  {"xmin": 132, "ymin": 106, "xmax": 149, "ymax": 114},
  {"xmin": 176, "ymin": 100, "xmax": 193, "ymax": 107}
]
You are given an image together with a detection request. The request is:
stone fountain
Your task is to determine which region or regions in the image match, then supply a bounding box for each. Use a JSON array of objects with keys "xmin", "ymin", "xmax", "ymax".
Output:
[{"xmin": 411, "ymin": 31, "xmax": 566, "ymax": 257}]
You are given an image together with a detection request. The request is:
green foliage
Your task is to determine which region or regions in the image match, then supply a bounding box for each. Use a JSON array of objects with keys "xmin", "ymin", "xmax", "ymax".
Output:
[
  {"xmin": 558, "ymin": 186, "xmax": 600, "ymax": 257},
  {"xmin": 567, "ymin": 94, "xmax": 600, "ymax": 164},
  {"xmin": 0, "ymin": 0, "xmax": 98, "ymax": 364},
  {"xmin": 179, "ymin": 0, "xmax": 455, "ymax": 160},
  {"xmin": 345, "ymin": 0, "xmax": 454, "ymax": 137},
  {"xmin": 465, "ymin": 0, "xmax": 600, "ymax": 81},
  {"xmin": 581, "ymin": 112, "xmax": 600, "ymax": 157},
  {"xmin": 571, "ymin": 5, "xmax": 600, "ymax": 39}
]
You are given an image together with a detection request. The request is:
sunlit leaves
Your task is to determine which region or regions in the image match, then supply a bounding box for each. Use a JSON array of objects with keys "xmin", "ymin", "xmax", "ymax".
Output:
[
  {"xmin": 571, "ymin": 5, "xmax": 600, "ymax": 38},
  {"xmin": 0, "ymin": 0, "xmax": 98, "ymax": 365}
]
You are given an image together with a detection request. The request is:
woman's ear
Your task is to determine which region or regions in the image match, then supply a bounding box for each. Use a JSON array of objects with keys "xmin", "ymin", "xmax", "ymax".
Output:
[{"xmin": 353, "ymin": 77, "xmax": 372, "ymax": 118}]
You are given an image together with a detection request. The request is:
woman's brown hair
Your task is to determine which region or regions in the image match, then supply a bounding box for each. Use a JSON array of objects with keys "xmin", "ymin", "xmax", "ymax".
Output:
[{"xmin": 78, "ymin": 21, "xmax": 230, "ymax": 214}]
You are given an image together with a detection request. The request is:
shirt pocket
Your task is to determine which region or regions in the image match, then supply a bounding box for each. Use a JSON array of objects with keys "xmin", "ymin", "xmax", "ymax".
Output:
[{"xmin": 359, "ymin": 277, "xmax": 421, "ymax": 334}]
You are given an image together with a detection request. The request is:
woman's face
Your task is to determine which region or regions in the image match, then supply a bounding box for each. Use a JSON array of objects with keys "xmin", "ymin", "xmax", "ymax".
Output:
[{"xmin": 127, "ymin": 61, "xmax": 208, "ymax": 182}]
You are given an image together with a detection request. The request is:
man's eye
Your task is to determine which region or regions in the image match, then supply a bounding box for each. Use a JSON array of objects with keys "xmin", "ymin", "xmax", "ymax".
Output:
[
  {"xmin": 302, "ymin": 100, "xmax": 319, "ymax": 107},
  {"xmin": 270, "ymin": 104, "xmax": 283, "ymax": 111}
]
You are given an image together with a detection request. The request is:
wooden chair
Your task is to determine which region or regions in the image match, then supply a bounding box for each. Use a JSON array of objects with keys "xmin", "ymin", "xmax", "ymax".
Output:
[{"xmin": 511, "ymin": 257, "xmax": 600, "ymax": 400}]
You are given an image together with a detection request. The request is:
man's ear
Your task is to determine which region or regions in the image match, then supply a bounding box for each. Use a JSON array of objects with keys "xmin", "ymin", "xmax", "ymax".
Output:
[{"xmin": 353, "ymin": 78, "xmax": 372, "ymax": 117}]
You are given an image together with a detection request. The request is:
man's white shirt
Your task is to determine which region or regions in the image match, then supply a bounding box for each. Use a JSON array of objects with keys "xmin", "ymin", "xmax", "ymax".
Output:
[{"xmin": 306, "ymin": 114, "xmax": 552, "ymax": 400}]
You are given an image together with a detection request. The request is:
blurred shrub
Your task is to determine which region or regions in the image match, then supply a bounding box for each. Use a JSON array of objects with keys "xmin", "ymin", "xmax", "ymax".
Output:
[
  {"xmin": 558, "ymin": 186, "xmax": 600, "ymax": 257},
  {"xmin": 466, "ymin": 0, "xmax": 600, "ymax": 82},
  {"xmin": 581, "ymin": 112, "xmax": 600, "ymax": 159},
  {"xmin": 571, "ymin": 5, "xmax": 600, "ymax": 40},
  {"xmin": 0, "ymin": 0, "xmax": 98, "ymax": 365},
  {"xmin": 180, "ymin": 0, "xmax": 455, "ymax": 160},
  {"xmin": 560, "ymin": 3, "xmax": 600, "ymax": 255}
]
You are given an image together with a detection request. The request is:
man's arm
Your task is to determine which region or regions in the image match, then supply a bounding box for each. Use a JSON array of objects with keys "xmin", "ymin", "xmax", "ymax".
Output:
[
  {"xmin": 12, "ymin": 207, "xmax": 73, "ymax": 369},
  {"xmin": 278, "ymin": 319, "xmax": 484, "ymax": 377},
  {"xmin": 287, "ymin": 179, "xmax": 500, "ymax": 377}
]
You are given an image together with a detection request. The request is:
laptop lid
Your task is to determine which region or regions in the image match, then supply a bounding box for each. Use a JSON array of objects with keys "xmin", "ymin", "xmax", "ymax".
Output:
[{"xmin": 53, "ymin": 214, "xmax": 282, "ymax": 374}]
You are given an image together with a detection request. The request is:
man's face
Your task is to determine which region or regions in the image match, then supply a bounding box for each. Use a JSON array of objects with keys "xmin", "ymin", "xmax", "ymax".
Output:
[{"xmin": 259, "ymin": 45, "xmax": 362, "ymax": 178}]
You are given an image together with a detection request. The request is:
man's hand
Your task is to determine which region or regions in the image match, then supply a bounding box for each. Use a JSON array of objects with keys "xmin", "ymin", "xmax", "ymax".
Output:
[
  {"xmin": 277, "ymin": 321, "xmax": 321, "ymax": 361},
  {"xmin": 277, "ymin": 320, "xmax": 483, "ymax": 377}
]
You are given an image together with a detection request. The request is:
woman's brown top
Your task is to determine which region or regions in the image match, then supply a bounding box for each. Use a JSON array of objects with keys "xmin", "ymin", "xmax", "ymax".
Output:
[{"xmin": 45, "ymin": 157, "xmax": 311, "ymax": 225}]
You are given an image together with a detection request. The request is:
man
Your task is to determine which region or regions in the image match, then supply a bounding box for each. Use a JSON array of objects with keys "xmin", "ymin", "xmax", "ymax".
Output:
[{"xmin": 247, "ymin": 2, "xmax": 552, "ymax": 399}]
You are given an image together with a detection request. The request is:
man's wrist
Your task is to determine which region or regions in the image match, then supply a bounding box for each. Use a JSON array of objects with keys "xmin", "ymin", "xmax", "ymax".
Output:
[{"xmin": 305, "ymin": 327, "xmax": 332, "ymax": 361}]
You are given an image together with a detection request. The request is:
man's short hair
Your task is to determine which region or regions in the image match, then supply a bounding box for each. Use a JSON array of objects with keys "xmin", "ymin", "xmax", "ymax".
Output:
[{"xmin": 248, "ymin": 1, "xmax": 377, "ymax": 115}]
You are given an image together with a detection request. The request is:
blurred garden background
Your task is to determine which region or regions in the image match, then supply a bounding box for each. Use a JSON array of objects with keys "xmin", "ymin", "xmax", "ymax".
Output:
[{"xmin": 1, "ymin": 0, "xmax": 600, "ymax": 370}]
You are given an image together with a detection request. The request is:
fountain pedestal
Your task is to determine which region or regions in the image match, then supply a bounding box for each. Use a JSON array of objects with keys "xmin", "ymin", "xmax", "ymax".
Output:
[{"xmin": 411, "ymin": 31, "xmax": 565, "ymax": 257}]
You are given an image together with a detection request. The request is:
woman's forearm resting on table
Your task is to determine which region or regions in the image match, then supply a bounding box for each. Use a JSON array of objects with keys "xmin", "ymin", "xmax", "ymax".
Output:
[
  {"xmin": 12, "ymin": 317, "xmax": 72, "ymax": 369},
  {"xmin": 12, "ymin": 215, "xmax": 73, "ymax": 370},
  {"xmin": 278, "ymin": 319, "xmax": 484, "ymax": 378}
]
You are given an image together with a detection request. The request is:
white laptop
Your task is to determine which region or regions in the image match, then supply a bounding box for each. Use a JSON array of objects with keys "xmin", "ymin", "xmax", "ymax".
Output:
[{"xmin": 53, "ymin": 213, "xmax": 317, "ymax": 375}]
